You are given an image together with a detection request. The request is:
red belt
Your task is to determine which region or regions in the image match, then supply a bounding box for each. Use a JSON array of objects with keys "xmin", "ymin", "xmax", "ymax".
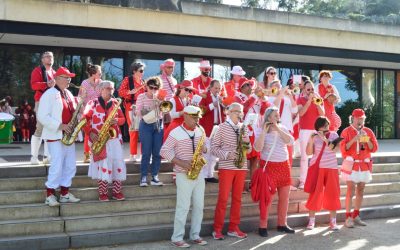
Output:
[{"xmin": 46, "ymin": 139, "xmax": 60, "ymax": 142}]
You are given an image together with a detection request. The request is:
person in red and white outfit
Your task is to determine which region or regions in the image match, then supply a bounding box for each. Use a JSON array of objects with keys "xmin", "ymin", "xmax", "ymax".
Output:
[
  {"xmin": 118, "ymin": 62, "xmax": 146, "ymax": 162},
  {"xmin": 82, "ymin": 81, "xmax": 126, "ymax": 201},
  {"xmin": 198, "ymin": 80, "xmax": 225, "ymax": 183},
  {"xmin": 78, "ymin": 63, "xmax": 102, "ymax": 163},
  {"xmin": 37, "ymin": 67, "xmax": 80, "ymax": 207},
  {"xmin": 160, "ymin": 105, "xmax": 208, "ymax": 248},
  {"xmin": 211, "ymin": 102, "xmax": 250, "ymax": 240},
  {"xmin": 254, "ymin": 107, "xmax": 295, "ymax": 237},
  {"xmin": 305, "ymin": 117, "xmax": 341, "ymax": 231},
  {"xmin": 340, "ymin": 109, "xmax": 378, "ymax": 228},
  {"xmin": 297, "ymin": 80, "xmax": 325, "ymax": 189},
  {"xmin": 316, "ymin": 70, "xmax": 342, "ymax": 132},
  {"xmin": 191, "ymin": 60, "xmax": 213, "ymax": 97},
  {"xmin": 158, "ymin": 58, "xmax": 178, "ymax": 129},
  {"xmin": 30, "ymin": 51, "xmax": 56, "ymax": 165},
  {"xmin": 223, "ymin": 66, "xmax": 246, "ymax": 97},
  {"xmin": 163, "ymin": 79, "xmax": 194, "ymax": 141}
]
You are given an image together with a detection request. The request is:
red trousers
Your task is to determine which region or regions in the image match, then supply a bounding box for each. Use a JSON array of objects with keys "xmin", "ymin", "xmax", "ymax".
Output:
[
  {"xmin": 306, "ymin": 168, "xmax": 341, "ymax": 211},
  {"xmin": 84, "ymin": 133, "xmax": 90, "ymax": 154},
  {"xmin": 125, "ymin": 109, "xmax": 138, "ymax": 155},
  {"xmin": 213, "ymin": 169, "xmax": 247, "ymax": 232}
]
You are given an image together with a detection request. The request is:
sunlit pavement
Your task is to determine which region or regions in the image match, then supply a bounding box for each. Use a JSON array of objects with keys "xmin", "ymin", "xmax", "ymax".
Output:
[{"xmin": 79, "ymin": 218, "xmax": 400, "ymax": 250}]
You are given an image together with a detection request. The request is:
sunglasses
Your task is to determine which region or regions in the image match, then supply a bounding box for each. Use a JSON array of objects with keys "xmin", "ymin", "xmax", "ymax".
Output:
[
  {"xmin": 184, "ymin": 88, "xmax": 193, "ymax": 93},
  {"xmin": 268, "ymin": 72, "xmax": 277, "ymax": 75},
  {"xmin": 148, "ymin": 86, "xmax": 159, "ymax": 90},
  {"xmin": 306, "ymin": 88, "xmax": 314, "ymax": 92},
  {"xmin": 138, "ymin": 69, "xmax": 144, "ymax": 73}
]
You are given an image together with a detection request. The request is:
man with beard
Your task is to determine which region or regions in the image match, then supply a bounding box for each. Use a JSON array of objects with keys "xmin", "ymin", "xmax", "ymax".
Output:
[{"xmin": 191, "ymin": 60, "xmax": 213, "ymax": 97}]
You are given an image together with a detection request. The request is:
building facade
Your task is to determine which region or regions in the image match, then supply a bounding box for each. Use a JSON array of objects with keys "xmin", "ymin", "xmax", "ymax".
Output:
[{"xmin": 0, "ymin": 0, "xmax": 399, "ymax": 139}]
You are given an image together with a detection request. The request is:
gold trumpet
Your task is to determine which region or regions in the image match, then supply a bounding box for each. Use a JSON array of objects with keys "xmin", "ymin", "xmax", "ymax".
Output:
[
  {"xmin": 159, "ymin": 100, "xmax": 173, "ymax": 113},
  {"xmin": 313, "ymin": 97, "xmax": 323, "ymax": 105},
  {"xmin": 256, "ymin": 87, "xmax": 278, "ymax": 98}
]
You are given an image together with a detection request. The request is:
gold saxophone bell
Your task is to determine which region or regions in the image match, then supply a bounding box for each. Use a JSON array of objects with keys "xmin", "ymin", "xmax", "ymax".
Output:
[
  {"xmin": 109, "ymin": 127, "xmax": 117, "ymax": 139},
  {"xmin": 313, "ymin": 97, "xmax": 323, "ymax": 105},
  {"xmin": 159, "ymin": 101, "xmax": 173, "ymax": 113}
]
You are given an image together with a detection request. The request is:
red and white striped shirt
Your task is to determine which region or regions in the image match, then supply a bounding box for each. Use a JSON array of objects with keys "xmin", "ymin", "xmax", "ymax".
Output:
[
  {"xmin": 159, "ymin": 74, "xmax": 177, "ymax": 101},
  {"xmin": 211, "ymin": 119, "xmax": 249, "ymax": 170},
  {"xmin": 135, "ymin": 93, "xmax": 162, "ymax": 120},
  {"xmin": 309, "ymin": 132, "xmax": 339, "ymax": 169},
  {"xmin": 160, "ymin": 125, "xmax": 204, "ymax": 173},
  {"xmin": 258, "ymin": 125, "xmax": 294, "ymax": 162}
]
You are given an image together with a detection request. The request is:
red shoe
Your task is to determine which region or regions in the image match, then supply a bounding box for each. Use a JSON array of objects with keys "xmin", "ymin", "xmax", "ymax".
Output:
[
  {"xmin": 227, "ymin": 228, "xmax": 247, "ymax": 239},
  {"xmin": 99, "ymin": 194, "xmax": 109, "ymax": 202},
  {"xmin": 112, "ymin": 192, "xmax": 125, "ymax": 201}
]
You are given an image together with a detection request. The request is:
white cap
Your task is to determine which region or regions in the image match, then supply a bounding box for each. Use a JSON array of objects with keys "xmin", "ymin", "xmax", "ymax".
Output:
[
  {"xmin": 230, "ymin": 66, "xmax": 246, "ymax": 76},
  {"xmin": 184, "ymin": 105, "xmax": 202, "ymax": 118},
  {"xmin": 199, "ymin": 60, "xmax": 211, "ymax": 69}
]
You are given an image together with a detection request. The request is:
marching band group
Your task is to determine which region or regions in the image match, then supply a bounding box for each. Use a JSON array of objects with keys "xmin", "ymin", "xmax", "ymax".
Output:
[{"xmin": 30, "ymin": 51, "xmax": 379, "ymax": 248}]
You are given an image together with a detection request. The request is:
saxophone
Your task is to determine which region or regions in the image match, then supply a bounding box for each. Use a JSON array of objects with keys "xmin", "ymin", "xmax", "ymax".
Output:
[
  {"xmin": 234, "ymin": 124, "xmax": 251, "ymax": 169},
  {"xmin": 91, "ymin": 98, "xmax": 122, "ymax": 155},
  {"xmin": 187, "ymin": 125, "xmax": 207, "ymax": 180},
  {"xmin": 61, "ymin": 97, "xmax": 87, "ymax": 146}
]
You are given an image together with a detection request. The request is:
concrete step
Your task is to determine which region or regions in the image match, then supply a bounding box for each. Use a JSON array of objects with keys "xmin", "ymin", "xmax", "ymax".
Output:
[
  {"xmin": 0, "ymin": 233, "xmax": 69, "ymax": 250},
  {"xmin": 61, "ymin": 192, "xmax": 400, "ymax": 233},
  {"xmin": 0, "ymin": 204, "xmax": 59, "ymax": 221},
  {"xmin": 0, "ymin": 217, "xmax": 64, "ymax": 238}
]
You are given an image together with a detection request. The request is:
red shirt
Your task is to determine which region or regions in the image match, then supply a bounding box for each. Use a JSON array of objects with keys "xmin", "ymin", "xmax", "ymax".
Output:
[
  {"xmin": 297, "ymin": 96, "xmax": 321, "ymax": 130},
  {"xmin": 191, "ymin": 75, "xmax": 212, "ymax": 94},
  {"xmin": 30, "ymin": 66, "xmax": 56, "ymax": 102},
  {"xmin": 118, "ymin": 76, "xmax": 145, "ymax": 110},
  {"xmin": 340, "ymin": 125, "xmax": 378, "ymax": 160},
  {"xmin": 60, "ymin": 91, "xmax": 75, "ymax": 124}
]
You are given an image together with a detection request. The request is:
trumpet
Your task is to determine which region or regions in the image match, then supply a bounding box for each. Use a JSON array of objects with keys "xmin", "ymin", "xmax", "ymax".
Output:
[
  {"xmin": 291, "ymin": 86, "xmax": 301, "ymax": 95},
  {"xmin": 313, "ymin": 97, "xmax": 323, "ymax": 105},
  {"xmin": 256, "ymin": 87, "xmax": 278, "ymax": 98}
]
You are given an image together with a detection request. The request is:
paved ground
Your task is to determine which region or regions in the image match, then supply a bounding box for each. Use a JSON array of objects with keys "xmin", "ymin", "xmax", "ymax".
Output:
[{"xmin": 77, "ymin": 217, "xmax": 400, "ymax": 250}]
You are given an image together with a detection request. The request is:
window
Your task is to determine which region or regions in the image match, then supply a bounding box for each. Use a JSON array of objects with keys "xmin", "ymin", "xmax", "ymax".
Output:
[
  {"xmin": 213, "ymin": 59, "xmax": 231, "ymax": 83},
  {"xmin": 382, "ymin": 70, "xmax": 395, "ymax": 138}
]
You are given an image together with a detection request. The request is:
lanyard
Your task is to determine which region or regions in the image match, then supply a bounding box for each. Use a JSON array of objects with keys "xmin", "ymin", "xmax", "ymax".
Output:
[
  {"xmin": 226, "ymin": 121, "xmax": 239, "ymax": 144},
  {"xmin": 180, "ymin": 125, "xmax": 195, "ymax": 153}
]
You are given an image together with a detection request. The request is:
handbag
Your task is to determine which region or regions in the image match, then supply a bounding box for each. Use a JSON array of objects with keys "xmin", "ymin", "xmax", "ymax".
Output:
[
  {"xmin": 304, "ymin": 135, "xmax": 328, "ymax": 194},
  {"xmin": 142, "ymin": 110, "xmax": 157, "ymax": 124},
  {"xmin": 341, "ymin": 157, "xmax": 354, "ymax": 175}
]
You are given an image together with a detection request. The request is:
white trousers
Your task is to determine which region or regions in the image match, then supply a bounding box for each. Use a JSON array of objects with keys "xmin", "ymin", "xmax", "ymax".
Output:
[
  {"xmin": 200, "ymin": 138, "xmax": 217, "ymax": 178},
  {"xmin": 299, "ymin": 129, "xmax": 314, "ymax": 184},
  {"xmin": 171, "ymin": 173, "xmax": 205, "ymax": 242},
  {"xmin": 46, "ymin": 141, "xmax": 77, "ymax": 189}
]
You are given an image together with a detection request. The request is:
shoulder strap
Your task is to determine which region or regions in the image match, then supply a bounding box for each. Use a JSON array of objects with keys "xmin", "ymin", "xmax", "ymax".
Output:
[
  {"xmin": 128, "ymin": 76, "xmax": 135, "ymax": 102},
  {"xmin": 315, "ymin": 132, "xmax": 330, "ymax": 163},
  {"xmin": 40, "ymin": 65, "xmax": 48, "ymax": 83},
  {"xmin": 262, "ymin": 133, "xmax": 278, "ymax": 172}
]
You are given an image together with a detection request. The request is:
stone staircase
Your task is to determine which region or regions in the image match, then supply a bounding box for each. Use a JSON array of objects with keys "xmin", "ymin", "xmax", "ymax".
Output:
[{"xmin": 0, "ymin": 157, "xmax": 400, "ymax": 250}]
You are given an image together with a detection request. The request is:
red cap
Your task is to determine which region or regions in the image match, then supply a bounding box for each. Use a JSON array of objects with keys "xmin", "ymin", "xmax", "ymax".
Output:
[
  {"xmin": 176, "ymin": 80, "xmax": 194, "ymax": 89},
  {"xmin": 352, "ymin": 109, "xmax": 366, "ymax": 118},
  {"xmin": 239, "ymin": 77, "xmax": 255, "ymax": 89},
  {"xmin": 55, "ymin": 67, "xmax": 76, "ymax": 77}
]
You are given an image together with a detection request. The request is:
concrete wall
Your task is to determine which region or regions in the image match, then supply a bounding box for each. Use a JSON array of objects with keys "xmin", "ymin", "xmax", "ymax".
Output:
[{"xmin": 1, "ymin": 0, "xmax": 400, "ymax": 55}]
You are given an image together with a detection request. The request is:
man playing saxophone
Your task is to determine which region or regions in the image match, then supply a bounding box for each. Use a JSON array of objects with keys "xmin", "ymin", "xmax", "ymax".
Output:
[
  {"xmin": 160, "ymin": 105, "xmax": 208, "ymax": 248},
  {"xmin": 211, "ymin": 102, "xmax": 251, "ymax": 240},
  {"xmin": 82, "ymin": 81, "xmax": 126, "ymax": 202},
  {"xmin": 37, "ymin": 67, "xmax": 80, "ymax": 207}
]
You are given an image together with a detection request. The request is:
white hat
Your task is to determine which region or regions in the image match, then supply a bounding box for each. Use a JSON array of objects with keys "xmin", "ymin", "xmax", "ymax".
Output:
[
  {"xmin": 184, "ymin": 105, "xmax": 202, "ymax": 118},
  {"xmin": 230, "ymin": 66, "xmax": 246, "ymax": 76},
  {"xmin": 199, "ymin": 60, "xmax": 211, "ymax": 69}
]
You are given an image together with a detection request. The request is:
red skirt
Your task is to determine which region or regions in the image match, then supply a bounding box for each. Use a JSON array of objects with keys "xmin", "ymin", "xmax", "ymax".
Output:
[{"xmin": 259, "ymin": 160, "xmax": 291, "ymax": 188}]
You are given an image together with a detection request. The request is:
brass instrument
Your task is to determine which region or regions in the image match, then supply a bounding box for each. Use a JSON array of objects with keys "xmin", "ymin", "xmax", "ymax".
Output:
[
  {"xmin": 61, "ymin": 97, "xmax": 87, "ymax": 146},
  {"xmin": 91, "ymin": 98, "xmax": 122, "ymax": 155},
  {"xmin": 153, "ymin": 95, "xmax": 173, "ymax": 132},
  {"xmin": 234, "ymin": 124, "xmax": 251, "ymax": 169},
  {"xmin": 292, "ymin": 86, "xmax": 300, "ymax": 95},
  {"xmin": 187, "ymin": 124, "xmax": 207, "ymax": 180},
  {"xmin": 313, "ymin": 97, "xmax": 323, "ymax": 105},
  {"xmin": 159, "ymin": 100, "xmax": 173, "ymax": 113},
  {"xmin": 256, "ymin": 87, "xmax": 278, "ymax": 98}
]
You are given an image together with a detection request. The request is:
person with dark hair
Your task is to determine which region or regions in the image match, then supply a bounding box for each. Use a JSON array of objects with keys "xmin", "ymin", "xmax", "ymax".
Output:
[
  {"xmin": 297, "ymin": 80, "xmax": 325, "ymax": 189},
  {"xmin": 340, "ymin": 109, "xmax": 378, "ymax": 228},
  {"xmin": 305, "ymin": 116, "xmax": 341, "ymax": 230},
  {"xmin": 15, "ymin": 101, "xmax": 34, "ymax": 142},
  {"xmin": 78, "ymin": 63, "xmax": 102, "ymax": 163},
  {"xmin": 223, "ymin": 66, "xmax": 246, "ymax": 97},
  {"xmin": 260, "ymin": 66, "xmax": 277, "ymax": 89},
  {"xmin": 163, "ymin": 79, "xmax": 194, "ymax": 141},
  {"xmin": 316, "ymin": 70, "xmax": 341, "ymax": 132},
  {"xmin": 136, "ymin": 77, "xmax": 164, "ymax": 187},
  {"xmin": 118, "ymin": 62, "xmax": 146, "ymax": 162},
  {"xmin": 30, "ymin": 51, "xmax": 56, "ymax": 164},
  {"xmin": 254, "ymin": 107, "xmax": 295, "ymax": 237}
]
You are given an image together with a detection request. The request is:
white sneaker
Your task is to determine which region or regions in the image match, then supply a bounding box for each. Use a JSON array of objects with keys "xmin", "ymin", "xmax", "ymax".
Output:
[
  {"xmin": 45, "ymin": 194, "xmax": 60, "ymax": 207},
  {"xmin": 30, "ymin": 156, "xmax": 40, "ymax": 165},
  {"xmin": 345, "ymin": 217, "xmax": 354, "ymax": 228},
  {"xmin": 329, "ymin": 218, "xmax": 339, "ymax": 231},
  {"xmin": 306, "ymin": 218, "xmax": 315, "ymax": 230},
  {"xmin": 59, "ymin": 193, "xmax": 80, "ymax": 203},
  {"xmin": 42, "ymin": 157, "xmax": 51, "ymax": 165},
  {"xmin": 354, "ymin": 216, "xmax": 367, "ymax": 226},
  {"xmin": 140, "ymin": 176, "xmax": 148, "ymax": 187},
  {"xmin": 151, "ymin": 175, "xmax": 163, "ymax": 186},
  {"xmin": 129, "ymin": 155, "xmax": 136, "ymax": 161}
]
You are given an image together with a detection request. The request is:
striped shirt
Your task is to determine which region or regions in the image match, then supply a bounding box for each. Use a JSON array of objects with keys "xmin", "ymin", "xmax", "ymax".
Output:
[
  {"xmin": 159, "ymin": 74, "xmax": 177, "ymax": 101},
  {"xmin": 211, "ymin": 119, "xmax": 249, "ymax": 170},
  {"xmin": 135, "ymin": 93, "xmax": 163, "ymax": 120},
  {"xmin": 309, "ymin": 132, "xmax": 339, "ymax": 169},
  {"xmin": 160, "ymin": 126, "xmax": 204, "ymax": 173},
  {"xmin": 268, "ymin": 96, "xmax": 297, "ymax": 132},
  {"xmin": 258, "ymin": 125, "xmax": 294, "ymax": 162}
]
